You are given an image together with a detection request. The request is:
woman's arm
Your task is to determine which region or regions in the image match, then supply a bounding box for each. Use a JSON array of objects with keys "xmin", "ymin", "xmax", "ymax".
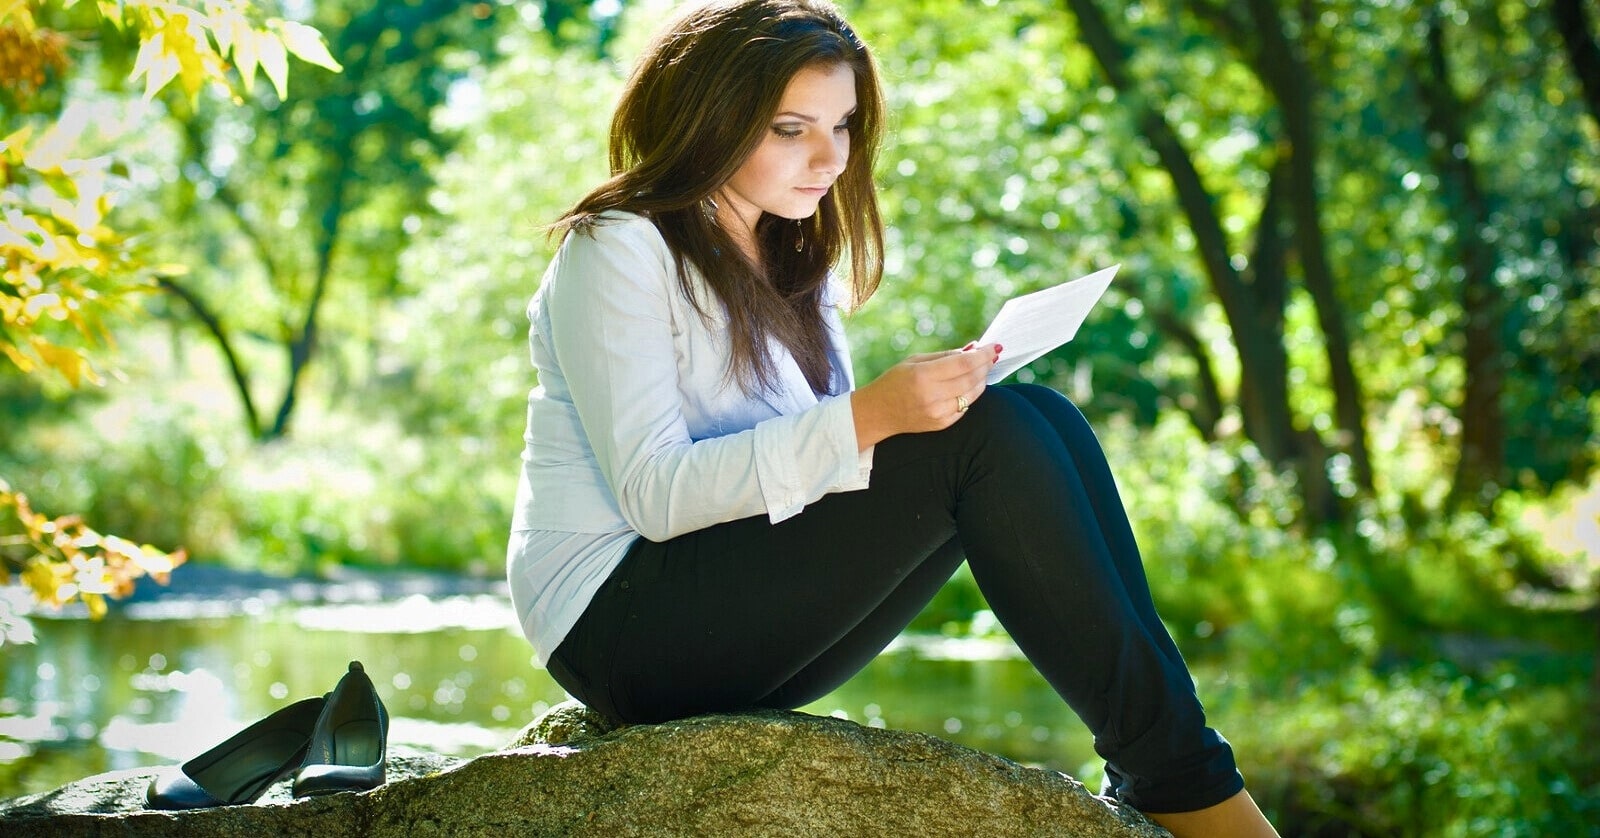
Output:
[{"xmin": 543, "ymin": 219, "xmax": 868, "ymax": 541}]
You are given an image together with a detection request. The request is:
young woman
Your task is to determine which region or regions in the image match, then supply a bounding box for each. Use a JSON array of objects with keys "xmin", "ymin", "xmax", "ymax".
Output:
[{"xmin": 506, "ymin": 1, "xmax": 1278, "ymax": 834}]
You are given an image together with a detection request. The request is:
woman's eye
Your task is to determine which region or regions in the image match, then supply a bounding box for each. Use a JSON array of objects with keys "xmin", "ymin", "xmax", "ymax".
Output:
[
  {"xmin": 833, "ymin": 122, "xmax": 850, "ymax": 134},
  {"xmin": 772, "ymin": 125, "xmax": 803, "ymax": 138}
]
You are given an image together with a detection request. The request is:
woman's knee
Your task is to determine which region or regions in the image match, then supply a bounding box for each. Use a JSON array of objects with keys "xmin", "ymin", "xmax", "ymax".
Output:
[
  {"xmin": 997, "ymin": 383, "xmax": 1099, "ymax": 449},
  {"xmin": 965, "ymin": 384, "xmax": 1053, "ymax": 437},
  {"xmin": 956, "ymin": 385, "xmax": 1071, "ymax": 463},
  {"xmin": 968, "ymin": 383, "xmax": 1093, "ymax": 443},
  {"xmin": 1001, "ymin": 382, "xmax": 1089, "ymax": 425}
]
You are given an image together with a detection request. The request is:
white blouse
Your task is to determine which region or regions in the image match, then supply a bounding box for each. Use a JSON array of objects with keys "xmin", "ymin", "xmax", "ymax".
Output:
[{"xmin": 507, "ymin": 211, "xmax": 875, "ymax": 665}]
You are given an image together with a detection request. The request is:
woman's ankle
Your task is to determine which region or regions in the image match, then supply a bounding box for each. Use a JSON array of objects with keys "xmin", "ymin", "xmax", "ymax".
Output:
[{"xmin": 1144, "ymin": 788, "xmax": 1280, "ymax": 838}]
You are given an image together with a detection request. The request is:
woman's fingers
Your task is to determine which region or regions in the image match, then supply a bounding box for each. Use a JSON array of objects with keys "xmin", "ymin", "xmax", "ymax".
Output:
[
  {"xmin": 953, "ymin": 382, "xmax": 987, "ymax": 418},
  {"xmin": 948, "ymin": 343, "xmax": 1001, "ymax": 419},
  {"xmin": 913, "ymin": 343, "xmax": 1000, "ymax": 424},
  {"xmin": 854, "ymin": 343, "xmax": 1004, "ymax": 444}
]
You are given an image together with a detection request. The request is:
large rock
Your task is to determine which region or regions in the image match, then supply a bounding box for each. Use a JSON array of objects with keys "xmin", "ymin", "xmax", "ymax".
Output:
[{"xmin": 0, "ymin": 701, "xmax": 1169, "ymax": 837}]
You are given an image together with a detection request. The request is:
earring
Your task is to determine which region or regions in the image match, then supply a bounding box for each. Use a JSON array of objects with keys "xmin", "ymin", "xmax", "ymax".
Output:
[
  {"xmin": 702, "ymin": 197, "xmax": 719, "ymax": 221},
  {"xmin": 794, "ymin": 219, "xmax": 804, "ymax": 252}
]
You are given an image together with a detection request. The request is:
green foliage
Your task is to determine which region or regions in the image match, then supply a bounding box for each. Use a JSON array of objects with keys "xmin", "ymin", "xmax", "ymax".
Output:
[
  {"xmin": 1311, "ymin": 0, "xmax": 1600, "ymax": 494},
  {"xmin": 1231, "ymin": 666, "xmax": 1599, "ymax": 837},
  {"xmin": 0, "ymin": 378, "xmax": 515, "ymax": 578},
  {"xmin": 384, "ymin": 30, "xmax": 618, "ymax": 446},
  {"xmin": 0, "ymin": 0, "xmax": 338, "ymax": 638}
]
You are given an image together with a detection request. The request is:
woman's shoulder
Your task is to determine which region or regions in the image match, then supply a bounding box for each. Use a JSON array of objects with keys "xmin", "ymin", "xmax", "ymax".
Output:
[
  {"xmin": 546, "ymin": 210, "xmax": 676, "ymax": 301},
  {"xmin": 566, "ymin": 210, "xmax": 666, "ymax": 251}
]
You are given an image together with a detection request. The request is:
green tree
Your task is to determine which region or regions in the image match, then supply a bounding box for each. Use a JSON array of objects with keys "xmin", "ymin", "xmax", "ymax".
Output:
[
  {"xmin": 1062, "ymin": 0, "xmax": 1353, "ymax": 522},
  {"xmin": 1379, "ymin": 0, "xmax": 1599, "ymax": 505},
  {"xmin": 0, "ymin": 0, "xmax": 339, "ymax": 642},
  {"xmin": 148, "ymin": 0, "xmax": 504, "ymax": 441}
]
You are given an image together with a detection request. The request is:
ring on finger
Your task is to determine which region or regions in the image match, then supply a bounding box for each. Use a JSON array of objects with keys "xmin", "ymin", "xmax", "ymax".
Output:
[{"xmin": 956, "ymin": 394, "xmax": 970, "ymax": 413}]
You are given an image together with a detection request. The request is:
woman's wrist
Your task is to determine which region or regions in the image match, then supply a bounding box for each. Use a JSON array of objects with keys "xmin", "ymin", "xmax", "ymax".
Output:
[{"xmin": 850, "ymin": 386, "xmax": 892, "ymax": 452}]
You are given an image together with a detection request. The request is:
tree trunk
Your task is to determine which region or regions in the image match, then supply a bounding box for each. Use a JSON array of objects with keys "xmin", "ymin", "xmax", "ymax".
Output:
[
  {"xmin": 1551, "ymin": 0, "xmax": 1600, "ymax": 134},
  {"xmin": 1063, "ymin": 0, "xmax": 1337, "ymax": 521},
  {"xmin": 266, "ymin": 152, "xmax": 354, "ymax": 441},
  {"xmin": 1415, "ymin": 10, "xmax": 1507, "ymax": 508},
  {"xmin": 1243, "ymin": 0, "xmax": 1375, "ymax": 496},
  {"xmin": 1151, "ymin": 308, "xmax": 1224, "ymax": 441},
  {"xmin": 170, "ymin": 116, "xmax": 279, "ymax": 440},
  {"xmin": 157, "ymin": 276, "xmax": 263, "ymax": 439}
]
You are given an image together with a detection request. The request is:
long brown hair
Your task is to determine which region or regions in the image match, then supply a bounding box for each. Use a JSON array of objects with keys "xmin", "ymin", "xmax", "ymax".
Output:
[{"xmin": 554, "ymin": 0, "xmax": 885, "ymax": 396}]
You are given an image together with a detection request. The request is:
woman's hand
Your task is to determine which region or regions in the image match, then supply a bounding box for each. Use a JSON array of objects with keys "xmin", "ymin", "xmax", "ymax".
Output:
[{"xmin": 851, "ymin": 343, "xmax": 1001, "ymax": 451}]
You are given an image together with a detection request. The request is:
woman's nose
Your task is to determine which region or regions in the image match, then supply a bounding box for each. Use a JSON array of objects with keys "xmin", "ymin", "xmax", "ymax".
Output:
[{"xmin": 812, "ymin": 133, "xmax": 848, "ymax": 175}]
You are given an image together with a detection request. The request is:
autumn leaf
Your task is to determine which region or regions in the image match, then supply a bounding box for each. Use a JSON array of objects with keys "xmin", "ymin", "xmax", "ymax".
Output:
[
  {"xmin": 165, "ymin": 12, "xmax": 209, "ymax": 100},
  {"xmin": 28, "ymin": 338, "xmax": 100, "ymax": 386},
  {"xmin": 275, "ymin": 19, "xmax": 342, "ymax": 72},
  {"xmin": 257, "ymin": 26, "xmax": 288, "ymax": 99},
  {"xmin": 224, "ymin": 12, "xmax": 258, "ymax": 92},
  {"xmin": 131, "ymin": 30, "xmax": 180, "ymax": 99}
]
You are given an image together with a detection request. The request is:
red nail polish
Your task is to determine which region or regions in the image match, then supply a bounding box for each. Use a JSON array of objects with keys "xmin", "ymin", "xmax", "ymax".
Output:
[
  {"xmin": 962, "ymin": 341, "xmax": 977, "ymax": 351},
  {"xmin": 993, "ymin": 344, "xmax": 1004, "ymax": 357}
]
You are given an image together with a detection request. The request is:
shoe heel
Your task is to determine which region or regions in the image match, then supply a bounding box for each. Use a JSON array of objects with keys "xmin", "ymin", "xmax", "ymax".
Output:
[{"xmin": 293, "ymin": 660, "xmax": 389, "ymax": 797}]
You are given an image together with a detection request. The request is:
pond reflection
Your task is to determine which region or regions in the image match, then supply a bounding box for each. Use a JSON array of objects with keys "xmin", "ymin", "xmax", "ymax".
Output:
[{"xmin": 0, "ymin": 595, "xmax": 1099, "ymax": 801}]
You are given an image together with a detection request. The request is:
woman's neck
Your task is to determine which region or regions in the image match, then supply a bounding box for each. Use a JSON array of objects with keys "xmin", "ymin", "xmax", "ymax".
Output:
[{"xmin": 710, "ymin": 196, "xmax": 764, "ymax": 271}]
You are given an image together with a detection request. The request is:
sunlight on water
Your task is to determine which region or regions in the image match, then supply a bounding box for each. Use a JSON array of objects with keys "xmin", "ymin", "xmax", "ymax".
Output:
[
  {"xmin": 884, "ymin": 633, "xmax": 1026, "ymax": 661},
  {"xmin": 292, "ymin": 594, "xmax": 518, "ymax": 634},
  {"xmin": 388, "ymin": 716, "xmax": 519, "ymax": 753}
]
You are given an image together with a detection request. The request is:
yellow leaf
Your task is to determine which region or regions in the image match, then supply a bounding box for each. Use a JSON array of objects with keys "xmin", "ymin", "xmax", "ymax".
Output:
[
  {"xmin": 72, "ymin": 554, "xmax": 114, "ymax": 595},
  {"xmin": 153, "ymin": 11, "xmax": 210, "ymax": 101},
  {"xmin": 256, "ymin": 28, "xmax": 289, "ymax": 99},
  {"xmin": 1, "ymin": 124, "xmax": 34, "ymax": 156},
  {"xmin": 276, "ymin": 20, "xmax": 342, "ymax": 72},
  {"xmin": 131, "ymin": 32, "xmax": 180, "ymax": 100},
  {"xmin": 0, "ymin": 342, "xmax": 35, "ymax": 374},
  {"xmin": 145, "ymin": 547, "xmax": 185, "ymax": 582},
  {"xmin": 22, "ymin": 291, "xmax": 62, "ymax": 319},
  {"xmin": 30, "ymin": 339, "xmax": 98, "ymax": 388},
  {"xmin": 21, "ymin": 562, "xmax": 60, "ymax": 606},
  {"xmin": 226, "ymin": 14, "xmax": 257, "ymax": 91},
  {"xmin": 133, "ymin": 543, "xmax": 182, "ymax": 577},
  {"xmin": 94, "ymin": 1, "xmax": 129, "ymax": 31},
  {"xmin": 100, "ymin": 533, "xmax": 143, "ymax": 563},
  {"xmin": 22, "ymin": 112, "xmax": 87, "ymax": 172},
  {"xmin": 1, "ymin": 1, "xmax": 33, "ymax": 28}
]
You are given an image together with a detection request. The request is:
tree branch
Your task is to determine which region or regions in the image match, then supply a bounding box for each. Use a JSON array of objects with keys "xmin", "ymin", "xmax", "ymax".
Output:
[
  {"xmin": 267, "ymin": 148, "xmax": 354, "ymax": 440},
  {"xmin": 1151, "ymin": 307, "xmax": 1224, "ymax": 441},
  {"xmin": 173, "ymin": 116, "xmax": 287, "ymax": 288},
  {"xmin": 156, "ymin": 275, "xmax": 262, "ymax": 439}
]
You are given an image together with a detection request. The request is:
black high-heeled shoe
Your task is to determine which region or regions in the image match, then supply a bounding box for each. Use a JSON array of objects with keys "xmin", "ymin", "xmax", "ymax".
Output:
[
  {"xmin": 145, "ymin": 695, "xmax": 327, "ymax": 810},
  {"xmin": 292, "ymin": 660, "xmax": 389, "ymax": 797}
]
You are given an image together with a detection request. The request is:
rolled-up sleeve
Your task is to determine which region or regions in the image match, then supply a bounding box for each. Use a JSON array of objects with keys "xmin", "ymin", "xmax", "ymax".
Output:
[
  {"xmin": 753, "ymin": 394, "xmax": 872, "ymax": 522},
  {"xmin": 544, "ymin": 218, "xmax": 870, "ymax": 543}
]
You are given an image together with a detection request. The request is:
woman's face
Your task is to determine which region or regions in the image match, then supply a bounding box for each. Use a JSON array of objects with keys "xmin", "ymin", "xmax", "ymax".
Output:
[{"xmin": 713, "ymin": 61, "xmax": 856, "ymax": 255}]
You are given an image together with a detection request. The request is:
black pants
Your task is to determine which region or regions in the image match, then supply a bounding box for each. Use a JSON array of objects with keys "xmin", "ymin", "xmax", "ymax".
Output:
[{"xmin": 547, "ymin": 383, "xmax": 1243, "ymax": 813}]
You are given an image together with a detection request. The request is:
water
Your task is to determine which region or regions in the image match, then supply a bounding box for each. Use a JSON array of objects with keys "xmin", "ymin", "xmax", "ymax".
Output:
[{"xmin": 0, "ymin": 591, "xmax": 1100, "ymax": 802}]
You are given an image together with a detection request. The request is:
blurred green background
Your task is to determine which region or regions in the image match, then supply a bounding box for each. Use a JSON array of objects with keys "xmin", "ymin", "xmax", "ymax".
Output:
[{"xmin": 2, "ymin": 0, "xmax": 1597, "ymax": 834}]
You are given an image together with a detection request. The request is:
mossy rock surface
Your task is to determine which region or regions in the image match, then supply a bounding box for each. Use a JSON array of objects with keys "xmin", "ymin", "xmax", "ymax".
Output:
[{"xmin": 0, "ymin": 701, "xmax": 1168, "ymax": 837}]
